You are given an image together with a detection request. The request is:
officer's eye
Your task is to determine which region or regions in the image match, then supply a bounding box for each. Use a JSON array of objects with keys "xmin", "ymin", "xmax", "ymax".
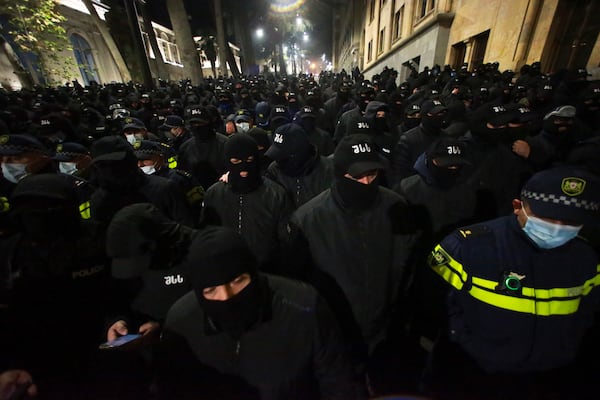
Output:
[
  {"xmin": 203, "ymin": 286, "xmax": 216, "ymax": 296},
  {"xmin": 231, "ymin": 274, "xmax": 250, "ymax": 286}
]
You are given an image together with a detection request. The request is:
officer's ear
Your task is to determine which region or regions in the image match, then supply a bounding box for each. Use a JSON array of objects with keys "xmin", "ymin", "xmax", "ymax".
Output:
[{"xmin": 512, "ymin": 199, "xmax": 523, "ymax": 215}]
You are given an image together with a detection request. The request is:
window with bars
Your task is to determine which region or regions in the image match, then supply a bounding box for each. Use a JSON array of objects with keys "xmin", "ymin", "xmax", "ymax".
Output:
[{"xmin": 367, "ymin": 39, "xmax": 373, "ymax": 61}]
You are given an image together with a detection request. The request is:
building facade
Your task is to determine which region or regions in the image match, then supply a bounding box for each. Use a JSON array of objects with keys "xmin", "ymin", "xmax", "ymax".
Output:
[
  {"xmin": 337, "ymin": 0, "xmax": 600, "ymax": 80},
  {"xmin": 0, "ymin": 0, "xmax": 242, "ymax": 90}
]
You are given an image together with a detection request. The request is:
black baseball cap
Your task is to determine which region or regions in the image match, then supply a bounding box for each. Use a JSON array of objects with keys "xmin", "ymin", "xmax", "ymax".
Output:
[
  {"xmin": 421, "ymin": 99, "xmax": 447, "ymax": 115},
  {"xmin": 265, "ymin": 123, "xmax": 311, "ymax": 160},
  {"xmin": 426, "ymin": 138, "xmax": 471, "ymax": 168},
  {"xmin": 185, "ymin": 105, "xmax": 211, "ymax": 123},
  {"xmin": 334, "ymin": 134, "xmax": 386, "ymax": 177},
  {"xmin": 91, "ymin": 135, "xmax": 134, "ymax": 162}
]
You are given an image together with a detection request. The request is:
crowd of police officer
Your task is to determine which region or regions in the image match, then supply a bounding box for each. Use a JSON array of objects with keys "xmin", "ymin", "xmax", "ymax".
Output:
[{"xmin": 0, "ymin": 60, "xmax": 599, "ymax": 399}]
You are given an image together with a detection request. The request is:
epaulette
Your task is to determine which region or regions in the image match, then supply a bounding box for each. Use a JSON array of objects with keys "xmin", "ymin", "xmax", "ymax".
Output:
[
  {"xmin": 455, "ymin": 225, "xmax": 492, "ymax": 240},
  {"xmin": 174, "ymin": 169, "xmax": 192, "ymax": 179}
]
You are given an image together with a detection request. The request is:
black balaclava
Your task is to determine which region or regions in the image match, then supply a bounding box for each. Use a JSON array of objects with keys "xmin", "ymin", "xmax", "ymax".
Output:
[
  {"xmin": 358, "ymin": 88, "xmax": 375, "ymax": 112},
  {"xmin": 421, "ymin": 110, "xmax": 448, "ymax": 133},
  {"xmin": 186, "ymin": 226, "xmax": 263, "ymax": 339},
  {"xmin": 270, "ymin": 123, "xmax": 315, "ymax": 177},
  {"xmin": 301, "ymin": 116, "xmax": 317, "ymax": 133},
  {"xmin": 333, "ymin": 135, "xmax": 381, "ymax": 210},
  {"xmin": 427, "ymin": 157, "xmax": 462, "ymax": 190},
  {"xmin": 404, "ymin": 116, "xmax": 421, "ymax": 130},
  {"xmin": 189, "ymin": 121, "xmax": 215, "ymax": 142},
  {"xmin": 334, "ymin": 174, "xmax": 379, "ymax": 210},
  {"xmin": 224, "ymin": 133, "xmax": 262, "ymax": 194},
  {"xmin": 543, "ymin": 115, "xmax": 575, "ymax": 137}
]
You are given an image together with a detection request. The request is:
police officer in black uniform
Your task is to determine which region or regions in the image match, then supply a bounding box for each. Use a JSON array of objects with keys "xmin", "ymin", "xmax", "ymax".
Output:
[{"xmin": 425, "ymin": 166, "xmax": 600, "ymax": 399}]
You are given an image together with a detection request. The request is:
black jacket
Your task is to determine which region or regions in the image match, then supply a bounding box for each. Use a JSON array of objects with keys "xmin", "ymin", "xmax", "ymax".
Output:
[
  {"xmin": 265, "ymin": 155, "xmax": 334, "ymax": 209},
  {"xmin": 161, "ymin": 274, "xmax": 365, "ymax": 400},
  {"xmin": 202, "ymin": 178, "xmax": 294, "ymax": 272},
  {"xmin": 289, "ymin": 185, "xmax": 420, "ymax": 352}
]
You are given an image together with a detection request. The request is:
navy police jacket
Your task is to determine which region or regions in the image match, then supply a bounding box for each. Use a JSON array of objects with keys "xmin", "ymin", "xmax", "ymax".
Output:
[{"xmin": 429, "ymin": 215, "xmax": 600, "ymax": 373}]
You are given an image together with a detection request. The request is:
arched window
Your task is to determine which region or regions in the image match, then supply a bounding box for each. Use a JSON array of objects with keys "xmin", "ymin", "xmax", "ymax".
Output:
[{"xmin": 70, "ymin": 33, "xmax": 99, "ymax": 85}]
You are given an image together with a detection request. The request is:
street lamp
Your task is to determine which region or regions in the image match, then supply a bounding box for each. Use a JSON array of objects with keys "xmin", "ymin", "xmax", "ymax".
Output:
[
  {"xmin": 256, "ymin": 28, "xmax": 264, "ymax": 39},
  {"xmin": 303, "ymin": 32, "xmax": 309, "ymax": 43}
]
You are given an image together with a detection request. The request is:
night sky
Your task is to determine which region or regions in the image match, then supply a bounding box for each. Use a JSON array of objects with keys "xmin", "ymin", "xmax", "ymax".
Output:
[{"xmin": 147, "ymin": 0, "xmax": 333, "ymax": 61}]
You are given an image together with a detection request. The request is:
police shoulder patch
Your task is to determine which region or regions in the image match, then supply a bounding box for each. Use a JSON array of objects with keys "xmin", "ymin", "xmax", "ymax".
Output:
[
  {"xmin": 457, "ymin": 225, "xmax": 491, "ymax": 240},
  {"xmin": 0, "ymin": 135, "xmax": 8, "ymax": 145},
  {"xmin": 429, "ymin": 248, "xmax": 450, "ymax": 266}
]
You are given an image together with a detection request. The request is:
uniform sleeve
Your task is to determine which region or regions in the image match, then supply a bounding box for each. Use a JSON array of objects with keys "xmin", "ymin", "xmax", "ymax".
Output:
[
  {"xmin": 156, "ymin": 180, "xmax": 196, "ymax": 228},
  {"xmin": 427, "ymin": 230, "xmax": 473, "ymax": 292},
  {"xmin": 312, "ymin": 296, "xmax": 368, "ymax": 400}
]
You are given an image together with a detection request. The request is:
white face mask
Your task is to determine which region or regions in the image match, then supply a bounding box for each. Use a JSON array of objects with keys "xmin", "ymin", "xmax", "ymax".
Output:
[
  {"xmin": 2, "ymin": 162, "xmax": 29, "ymax": 183},
  {"xmin": 140, "ymin": 165, "xmax": 156, "ymax": 175},
  {"xmin": 236, "ymin": 122, "xmax": 250, "ymax": 133},
  {"xmin": 125, "ymin": 134, "xmax": 143, "ymax": 145},
  {"xmin": 59, "ymin": 161, "xmax": 78, "ymax": 175}
]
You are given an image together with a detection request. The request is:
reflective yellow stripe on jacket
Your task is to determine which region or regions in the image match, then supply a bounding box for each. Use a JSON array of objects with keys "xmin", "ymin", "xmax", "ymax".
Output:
[{"xmin": 429, "ymin": 245, "xmax": 600, "ymax": 316}]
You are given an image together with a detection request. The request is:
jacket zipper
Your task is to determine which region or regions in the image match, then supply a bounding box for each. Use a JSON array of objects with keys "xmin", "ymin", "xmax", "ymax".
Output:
[{"xmin": 237, "ymin": 195, "xmax": 243, "ymax": 234}]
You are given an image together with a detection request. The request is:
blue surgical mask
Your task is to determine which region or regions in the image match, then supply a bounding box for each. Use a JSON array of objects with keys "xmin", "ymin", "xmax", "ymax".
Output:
[
  {"xmin": 2, "ymin": 162, "xmax": 29, "ymax": 183},
  {"xmin": 521, "ymin": 207, "xmax": 582, "ymax": 249}
]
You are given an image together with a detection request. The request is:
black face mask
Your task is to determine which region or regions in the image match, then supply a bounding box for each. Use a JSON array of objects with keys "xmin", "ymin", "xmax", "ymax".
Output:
[
  {"xmin": 197, "ymin": 276, "xmax": 262, "ymax": 339},
  {"xmin": 358, "ymin": 95, "xmax": 372, "ymax": 112},
  {"xmin": 334, "ymin": 175, "xmax": 379, "ymax": 210},
  {"xmin": 229, "ymin": 158, "xmax": 261, "ymax": 194},
  {"xmin": 276, "ymin": 154, "xmax": 312, "ymax": 177},
  {"xmin": 429, "ymin": 164, "xmax": 462, "ymax": 190},
  {"xmin": 338, "ymin": 91, "xmax": 350, "ymax": 104},
  {"xmin": 543, "ymin": 117, "xmax": 574, "ymax": 136},
  {"xmin": 404, "ymin": 117, "xmax": 421, "ymax": 130},
  {"xmin": 373, "ymin": 117, "xmax": 388, "ymax": 133},
  {"xmin": 505, "ymin": 126, "xmax": 529, "ymax": 144},
  {"xmin": 190, "ymin": 124, "xmax": 214, "ymax": 141},
  {"xmin": 421, "ymin": 114, "xmax": 447, "ymax": 133},
  {"xmin": 471, "ymin": 122, "xmax": 507, "ymax": 143}
]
